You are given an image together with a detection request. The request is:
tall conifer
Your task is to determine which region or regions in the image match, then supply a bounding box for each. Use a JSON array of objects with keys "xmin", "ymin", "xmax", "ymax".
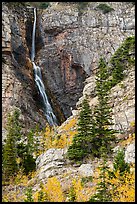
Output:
[
  {"xmin": 67, "ymin": 58, "xmax": 117, "ymax": 160},
  {"xmin": 93, "ymin": 57, "xmax": 116, "ymax": 157},
  {"xmin": 2, "ymin": 109, "xmax": 22, "ymax": 181},
  {"xmin": 67, "ymin": 96, "xmax": 93, "ymax": 160}
]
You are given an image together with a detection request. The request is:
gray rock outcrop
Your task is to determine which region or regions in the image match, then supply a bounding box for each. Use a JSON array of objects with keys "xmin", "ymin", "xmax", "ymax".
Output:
[
  {"xmin": 35, "ymin": 148, "xmax": 95, "ymax": 181},
  {"xmin": 36, "ymin": 148, "xmax": 67, "ymax": 180},
  {"xmin": 125, "ymin": 142, "xmax": 135, "ymax": 164}
]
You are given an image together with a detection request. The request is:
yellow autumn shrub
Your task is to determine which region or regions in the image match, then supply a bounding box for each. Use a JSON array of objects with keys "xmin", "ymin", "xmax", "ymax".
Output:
[
  {"xmin": 87, "ymin": 162, "xmax": 135, "ymax": 202},
  {"xmin": 109, "ymin": 169, "xmax": 135, "ymax": 202},
  {"xmin": 52, "ymin": 117, "xmax": 78, "ymax": 148},
  {"xmin": 34, "ymin": 177, "xmax": 65, "ymax": 202},
  {"xmin": 44, "ymin": 177, "xmax": 65, "ymax": 202},
  {"xmin": 37, "ymin": 117, "xmax": 78, "ymax": 152},
  {"xmin": 33, "ymin": 182, "xmax": 49, "ymax": 202},
  {"xmin": 71, "ymin": 177, "xmax": 96, "ymax": 202},
  {"xmin": 52, "ymin": 134, "xmax": 67, "ymax": 148},
  {"xmin": 120, "ymin": 133, "xmax": 135, "ymax": 147},
  {"xmin": 62, "ymin": 117, "xmax": 77, "ymax": 131},
  {"xmin": 130, "ymin": 121, "xmax": 135, "ymax": 127}
]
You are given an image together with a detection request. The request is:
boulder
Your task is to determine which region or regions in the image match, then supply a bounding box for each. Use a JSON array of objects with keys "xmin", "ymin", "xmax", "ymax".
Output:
[
  {"xmin": 36, "ymin": 148, "xmax": 67, "ymax": 169},
  {"xmin": 78, "ymin": 164, "xmax": 94, "ymax": 177},
  {"xmin": 36, "ymin": 148, "xmax": 67, "ymax": 180}
]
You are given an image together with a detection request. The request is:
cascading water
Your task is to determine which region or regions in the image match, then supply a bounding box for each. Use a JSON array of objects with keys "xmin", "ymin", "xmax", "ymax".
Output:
[{"xmin": 31, "ymin": 8, "xmax": 57, "ymax": 126}]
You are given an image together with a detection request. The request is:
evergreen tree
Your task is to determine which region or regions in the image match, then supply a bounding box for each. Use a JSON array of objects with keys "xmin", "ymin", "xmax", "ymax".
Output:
[
  {"xmin": 113, "ymin": 149, "xmax": 130, "ymax": 176},
  {"xmin": 110, "ymin": 36, "xmax": 135, "ymax": 87},
  {"xmin": 17, "ymin": 128, "xmax": 36, "ymax": 175},
  {"xmin": 89, "ymin": 155, "xmax": 112, "ymax": 202},
  {"xmin": 2, "ymin": 109, "xmax": 22, "ymax": 182},
  {"xmin": 67, "ymin": 58, "xmax": 117, "ymax": 160},
  {"xmin": 67, "ymin": 96, "xmax": 94, "ymax": 160},
  {"xmin": 89, "ymin": 58, "xmax": 118, "ymax": 202},
  {"xmin": 93, "ymin": 57, "xmax": 116, "ymax": 157}
]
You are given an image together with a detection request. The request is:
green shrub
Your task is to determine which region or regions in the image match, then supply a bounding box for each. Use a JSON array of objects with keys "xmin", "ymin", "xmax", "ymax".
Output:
[
  {"xmin": 96, "ymin": 3, "xmax": 114, "ymax": 14},
  {"xmin": 81, "ymin": 176, "xmax": 93, "ymax": 186},
  {"xmin": 24, "ymin": 187, "xmax": 34, "ymax": 202},
  {"xmin": 113, "ymin": 149, "xmax": 130, "ymax": 176},
  {"xmin": 68, "ymin": 185, "xmax": 76, "ymax": 202},
  {"xmin": 22, "ymin": 154, "xmax": 36, "ymax": 175},
  {"xmin": 39, "ymin": 2, "xmax": 50, "ymax": 9},
  {"xmin": 38, "ymin": 183, "xmax": 49, "ymax": 202}
]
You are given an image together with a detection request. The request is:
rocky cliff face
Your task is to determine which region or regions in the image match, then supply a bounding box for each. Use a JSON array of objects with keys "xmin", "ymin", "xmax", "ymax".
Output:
[
  {"xmin": 2, "ymin": 3, "xmax": 47, "ymax": 138},
  {"xmin": 36, "ymin": 2, "xmax": 135, "ymax": 118},
  {"xmin": 2, "ymin": 2, "xmax": 135, "ymax": 138}
]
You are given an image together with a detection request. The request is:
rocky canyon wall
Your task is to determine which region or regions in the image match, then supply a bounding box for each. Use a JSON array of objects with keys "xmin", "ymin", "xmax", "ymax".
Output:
[
  {"xmin": 36, "ymin": 2, "xmax": 135, "ymax": 118},
  {"xmin": 2, "ymin": 3, "xmax": 48, "ymax": 139},
  {"xmin": 2, "ymin": 2, "xmax": 135, "ymax": 139}
]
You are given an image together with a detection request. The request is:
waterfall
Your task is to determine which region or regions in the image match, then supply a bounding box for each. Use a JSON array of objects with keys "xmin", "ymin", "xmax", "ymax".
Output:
[
  {"xmin": 31, "ymin": 7, "xmax": 36, "ymax": 62},
  {"xmin": 31, "ymin": 8, "xmax": 57, "ymax": 126}
]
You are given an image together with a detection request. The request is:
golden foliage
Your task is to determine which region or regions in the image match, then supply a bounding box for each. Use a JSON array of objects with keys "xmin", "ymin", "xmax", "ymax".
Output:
[
  {"xmin": 33, "ymin": 175, "xmax": 96, "ymax": 202},
  {"xmin": 3, "ymin": 164, "xmax": 135, "ymax": 202},
  {"xmin": 52, "ymin": 134, "xmax": 67, "ymax": 148},
  {"xmin": 109, "ymin": 168, "xmax": 135, "ymax": 202},
  {"xmin": 60, "ymin": 117, "xmax": 77, "ymax": 131},
  {"xmin": 120, "ymin": 133, "xmax": 135, "ymax": 147},
  {"xmin": 53, "ymin": 117, "xmax": 78, "ymax": 148},
  {"xmin": 45, "ymin": 177, "xmax": 65, "ymax": 202},
  {"xmin": 85, "ymin": 163, "xmax": 135, "ymax": 202},
  {"xmin": 130, "ymin": 121, "xmax": 135, "ymax": 127},
  {"xmin": 34, "ymin": 177, "xmax": 65, "ymax": 202},
  {"xmin": 37, "ymin": 117, "xmax": 78, "ymax": 153},
  {"xmin": 14, "ymin": 169, "xmax": 30, "ymax": 186},
  {"xmin": 70, "ymin": 177, "xmax": 96, "ymax": 202}
]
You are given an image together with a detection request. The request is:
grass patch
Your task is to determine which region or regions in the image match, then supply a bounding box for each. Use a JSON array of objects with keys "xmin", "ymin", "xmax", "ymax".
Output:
[
  {"xmin": 96, "ymin": 3, "xmax": 114, "ymax": 14},
  {"xmin": 81, "ymin": 176, "xmax": 93, "ymax": 186}
]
